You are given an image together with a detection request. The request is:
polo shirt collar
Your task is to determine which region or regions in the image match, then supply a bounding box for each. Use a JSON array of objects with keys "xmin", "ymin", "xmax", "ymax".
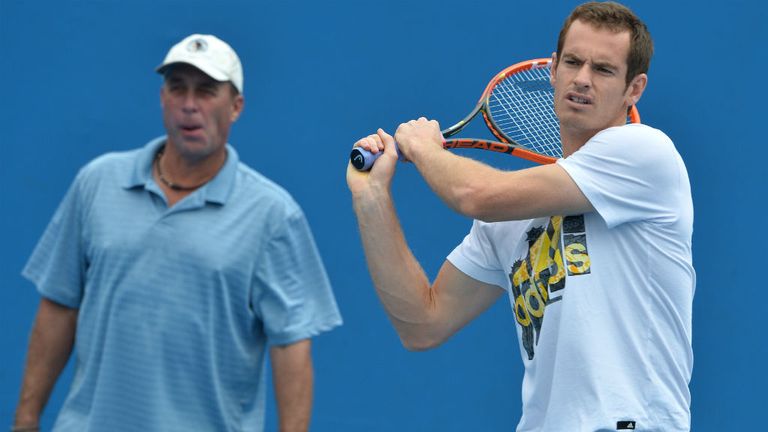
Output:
[{"xmin": 122, "ymin": 136, "xmax": 239, "ymax": 205}]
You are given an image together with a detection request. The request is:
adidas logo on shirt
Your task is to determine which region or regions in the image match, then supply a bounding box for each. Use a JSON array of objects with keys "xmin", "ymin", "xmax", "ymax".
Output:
[{"xmin": 617, "ymin": 420, "xmax": 636, "ymax": 430}]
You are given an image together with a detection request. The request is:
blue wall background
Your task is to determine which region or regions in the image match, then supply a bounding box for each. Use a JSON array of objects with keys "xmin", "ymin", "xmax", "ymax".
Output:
[{"xmin": 1, "ymin": 0, "xmax": 764, "ymax": 430}]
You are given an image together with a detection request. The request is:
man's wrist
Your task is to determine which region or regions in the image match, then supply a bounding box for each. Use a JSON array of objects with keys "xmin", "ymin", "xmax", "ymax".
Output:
[
  {"xmin": 12, "ymin": 410, "xmax": 40, "ymax": 432},
  {"xmin": 352, "ymin": 182, "xmax": 392, "ymax": 205},
  {"xmin": 407, "ymin": 136, "xmax": 444, "ymax": 167},
  {"xmin": 10, "ymin": 425, "xmax": 40, "ymax": 432}
]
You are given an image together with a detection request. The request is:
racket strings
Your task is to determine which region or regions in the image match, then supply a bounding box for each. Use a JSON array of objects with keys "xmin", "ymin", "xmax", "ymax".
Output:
[{"xmin": 488, "ymin": 66, "xmax": 562, "ymax": 158}]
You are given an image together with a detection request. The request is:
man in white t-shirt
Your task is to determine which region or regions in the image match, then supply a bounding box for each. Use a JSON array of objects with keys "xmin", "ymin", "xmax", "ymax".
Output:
[{"xmin": 346, "ymin": 2, "xmax": 694, "ymax": 431}]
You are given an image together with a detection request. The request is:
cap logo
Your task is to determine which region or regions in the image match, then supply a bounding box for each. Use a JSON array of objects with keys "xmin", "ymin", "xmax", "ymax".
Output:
[{"xmin": 186, "ymin": 38, "xmax": 208, "ymax": 53}]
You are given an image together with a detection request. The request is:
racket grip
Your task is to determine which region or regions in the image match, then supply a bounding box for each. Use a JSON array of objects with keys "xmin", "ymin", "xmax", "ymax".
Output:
[{"xmin": 349, "ymin": 144, "xmax": 402, "ymax": 171}]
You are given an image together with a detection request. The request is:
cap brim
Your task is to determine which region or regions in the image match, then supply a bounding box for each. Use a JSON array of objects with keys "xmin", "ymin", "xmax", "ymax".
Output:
[{"xmin": 155, "ymin": 60, "xmax": 229, "ymax": 83}]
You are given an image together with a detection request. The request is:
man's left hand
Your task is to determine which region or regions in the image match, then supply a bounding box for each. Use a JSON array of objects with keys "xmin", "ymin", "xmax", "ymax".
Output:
[{"xmin": 394, "ymin": 117, "xmax": 444, "ymax": 163}]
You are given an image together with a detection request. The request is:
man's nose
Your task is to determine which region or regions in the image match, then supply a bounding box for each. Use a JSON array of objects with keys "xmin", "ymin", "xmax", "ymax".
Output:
[
  {"xmin": 181, "ymin": 91, "xmax": 199, "ymax": 113},
  {"xmin": 573, "ymin": 64, "xmax": 592, "ymax": 89}
]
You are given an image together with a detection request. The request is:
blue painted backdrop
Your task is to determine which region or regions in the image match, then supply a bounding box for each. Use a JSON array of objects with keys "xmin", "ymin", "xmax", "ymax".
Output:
[{"xmin": 1, "ymin": 0, "xmax": 764, "ymax": 430}]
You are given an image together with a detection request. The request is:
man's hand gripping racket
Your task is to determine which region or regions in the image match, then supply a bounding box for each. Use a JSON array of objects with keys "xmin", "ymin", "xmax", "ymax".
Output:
[{"xmin": 350, "ymin": 58, "xmax": 641, "ymax": 170}]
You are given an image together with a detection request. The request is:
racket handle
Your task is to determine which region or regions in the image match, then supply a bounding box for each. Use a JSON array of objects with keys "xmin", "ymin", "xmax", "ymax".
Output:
[{"xmin": 350, "ymin": 144, "xmax": 402, "ymax": 171}]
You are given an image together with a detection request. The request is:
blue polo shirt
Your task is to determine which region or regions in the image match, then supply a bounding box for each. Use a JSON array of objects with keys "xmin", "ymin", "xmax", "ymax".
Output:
[{"xmin": 23, "ymin": 137, "xmax": 342, "ymax": 432}]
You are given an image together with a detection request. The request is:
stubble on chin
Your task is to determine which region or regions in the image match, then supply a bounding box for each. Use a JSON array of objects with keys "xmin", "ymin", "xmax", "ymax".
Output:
[{"xmin": 167, "ymin": 135, "xmax": 221, "ymax": 163}]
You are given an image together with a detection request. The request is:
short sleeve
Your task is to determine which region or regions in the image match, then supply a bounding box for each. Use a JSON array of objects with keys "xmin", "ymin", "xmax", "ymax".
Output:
[
  {"xmin": 557, "ymin": 124, "xmax": 686, "ymax": 228},
  {"xmin": 22, "ymin": 172, "xmax": 88, "ymax": 308},
  {"xmin": 252, "ymin": 209, "xmax": 342, "ymax": 345},
  {"xmin": 447, "ymin": 220, "xmax": 510, "ymax": 290}
]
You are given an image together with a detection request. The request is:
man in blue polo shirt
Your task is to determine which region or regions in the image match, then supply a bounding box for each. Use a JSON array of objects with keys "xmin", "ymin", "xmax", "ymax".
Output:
[{"xmin": 13, "ymin": 34, "xmax": 342, "ymax": 432}]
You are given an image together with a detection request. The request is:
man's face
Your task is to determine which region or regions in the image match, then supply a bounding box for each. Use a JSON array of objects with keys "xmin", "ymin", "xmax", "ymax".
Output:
[
  {"xmin": 160, "ymin": 64, "xmax": 244, "ymax": 161},
  {"xmin": 551, "ymin": 20, "xmax": 646, "ymax": 140}
]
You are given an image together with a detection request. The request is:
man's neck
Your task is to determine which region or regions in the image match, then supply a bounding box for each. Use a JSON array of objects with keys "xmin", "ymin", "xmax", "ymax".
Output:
[
  {"xmin": 160, "ymin": 142, "xmax": 227, "ymax": 186},
  {"xmin": 560, "ymin": 119, "xmax": 628, "ymax": 158},
  {"xmin": 152, "ymin": 142, "xmax": 227, "ymax": 206},
  {"xmin": 561, "ymin": 130, "xmax": 595, "ymax": 158}
]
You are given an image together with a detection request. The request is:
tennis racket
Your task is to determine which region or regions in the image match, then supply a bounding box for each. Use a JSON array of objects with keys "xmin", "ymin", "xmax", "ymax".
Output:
[{"xmin": 350, "ymin": 58, "xmax": 641, "ymax": 170}]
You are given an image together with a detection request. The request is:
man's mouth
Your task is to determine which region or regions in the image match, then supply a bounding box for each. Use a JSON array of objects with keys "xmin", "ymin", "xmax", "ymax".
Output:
[
  {"xmin": 181, "ymin": 124, "xmax": 203, "ymax": 133},
  {"xmin": 566, "ymin": 93, "xmax": 592, "ymax": 105}
]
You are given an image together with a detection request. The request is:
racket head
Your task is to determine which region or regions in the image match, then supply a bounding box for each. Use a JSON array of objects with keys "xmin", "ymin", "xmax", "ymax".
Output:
[{"xmin": 444, "ymin": 58, "xmax": 641, "ymax": 165}]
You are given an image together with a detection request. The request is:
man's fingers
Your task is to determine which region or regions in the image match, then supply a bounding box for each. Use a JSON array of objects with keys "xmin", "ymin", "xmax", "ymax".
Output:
[{"xmin": 353, "ymin": 134, "xmax": 385, "ymax": 154}]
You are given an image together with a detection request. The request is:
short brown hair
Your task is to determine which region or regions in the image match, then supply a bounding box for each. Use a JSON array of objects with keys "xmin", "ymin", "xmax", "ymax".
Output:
[{"xmin": 556, "ymin": 1, "xmax": 653, "ymax": 85}]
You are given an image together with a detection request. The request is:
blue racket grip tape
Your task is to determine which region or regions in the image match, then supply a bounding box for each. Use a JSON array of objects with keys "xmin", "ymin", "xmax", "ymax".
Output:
[{"xmin": 350, "ymin": 144, "xmax": 403, "ymax": 171}]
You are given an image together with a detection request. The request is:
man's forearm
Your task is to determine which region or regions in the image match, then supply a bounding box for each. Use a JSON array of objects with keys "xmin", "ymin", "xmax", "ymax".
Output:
[
  {"xmin": 347, "ymin": 128, "xmax": 459, "ymax": 349},
  {"xmin": 409, "ymin": 142, "xmax": 594, "ymax": 222},
  {"xmin": 14, "ymin": 298, "xmax": 77, "ymax": 427},
  {"xmin": 352, "ymin": 190, "xmax": 439, "ymax": 336},
  {"xmin": 408, "ymin": 145, "xmax": 505, "ymax": 221},
  {"xmin": 271, "ymin": 340, "xmax": 313, "ymax": 432}
]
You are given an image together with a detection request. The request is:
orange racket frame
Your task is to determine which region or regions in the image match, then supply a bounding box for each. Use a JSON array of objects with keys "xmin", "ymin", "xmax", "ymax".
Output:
[{"xmin": 440, "ymin": 58, "xmax": 641, "ymax": 165}]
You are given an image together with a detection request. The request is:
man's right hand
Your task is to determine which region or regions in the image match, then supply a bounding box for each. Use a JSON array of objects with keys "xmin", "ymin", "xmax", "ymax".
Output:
[{"xmin": 346, "ymin": 129, "xmax": 399, "ymax": 200}]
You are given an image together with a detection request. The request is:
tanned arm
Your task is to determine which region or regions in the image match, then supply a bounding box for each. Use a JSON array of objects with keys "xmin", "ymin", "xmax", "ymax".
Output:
[
  {"xmin": 348, "ymin": 130, "xmax": 504, "ymax": 350},
  {"xmin": 393, "ymin": 118, "xmax": 594, "ymax": 222},
  {"xmin": 270, "ymin": 339, "xmax": 313, "ymax": 432},
  {"xmin": 14, "ymin": 298, "xmax": 78, "ymax": 429}
]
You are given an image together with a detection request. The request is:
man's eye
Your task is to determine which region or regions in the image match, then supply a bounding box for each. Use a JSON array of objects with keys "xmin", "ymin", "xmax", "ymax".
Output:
[{"xmin": 596, "ymin": 67, "xmax": 614, "ymax": 75}]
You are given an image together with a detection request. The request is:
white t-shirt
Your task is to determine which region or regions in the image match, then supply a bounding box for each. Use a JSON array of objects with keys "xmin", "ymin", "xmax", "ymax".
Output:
[{"xmin": 447, "ymin": 124, "xmax": 694, "ymax": 432}]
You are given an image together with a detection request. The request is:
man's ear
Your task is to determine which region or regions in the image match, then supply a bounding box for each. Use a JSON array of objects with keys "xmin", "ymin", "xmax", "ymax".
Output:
[
  {"xmin": 550, "ymin": 52, "xmax": 558, "ymax": 87},
  {"xmin": 230, "ymin": 94, "xmax": 244, "ymax": 123},
  {"xmin": 626, "ymin": 73, "xmax": 648, "ymax": 107}
]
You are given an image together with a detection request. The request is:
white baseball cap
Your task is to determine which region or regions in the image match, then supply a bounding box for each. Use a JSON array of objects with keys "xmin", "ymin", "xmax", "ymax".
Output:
[{"xmin": 156, "ymin": 34, "xmax": 243, "ymax": 94}]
